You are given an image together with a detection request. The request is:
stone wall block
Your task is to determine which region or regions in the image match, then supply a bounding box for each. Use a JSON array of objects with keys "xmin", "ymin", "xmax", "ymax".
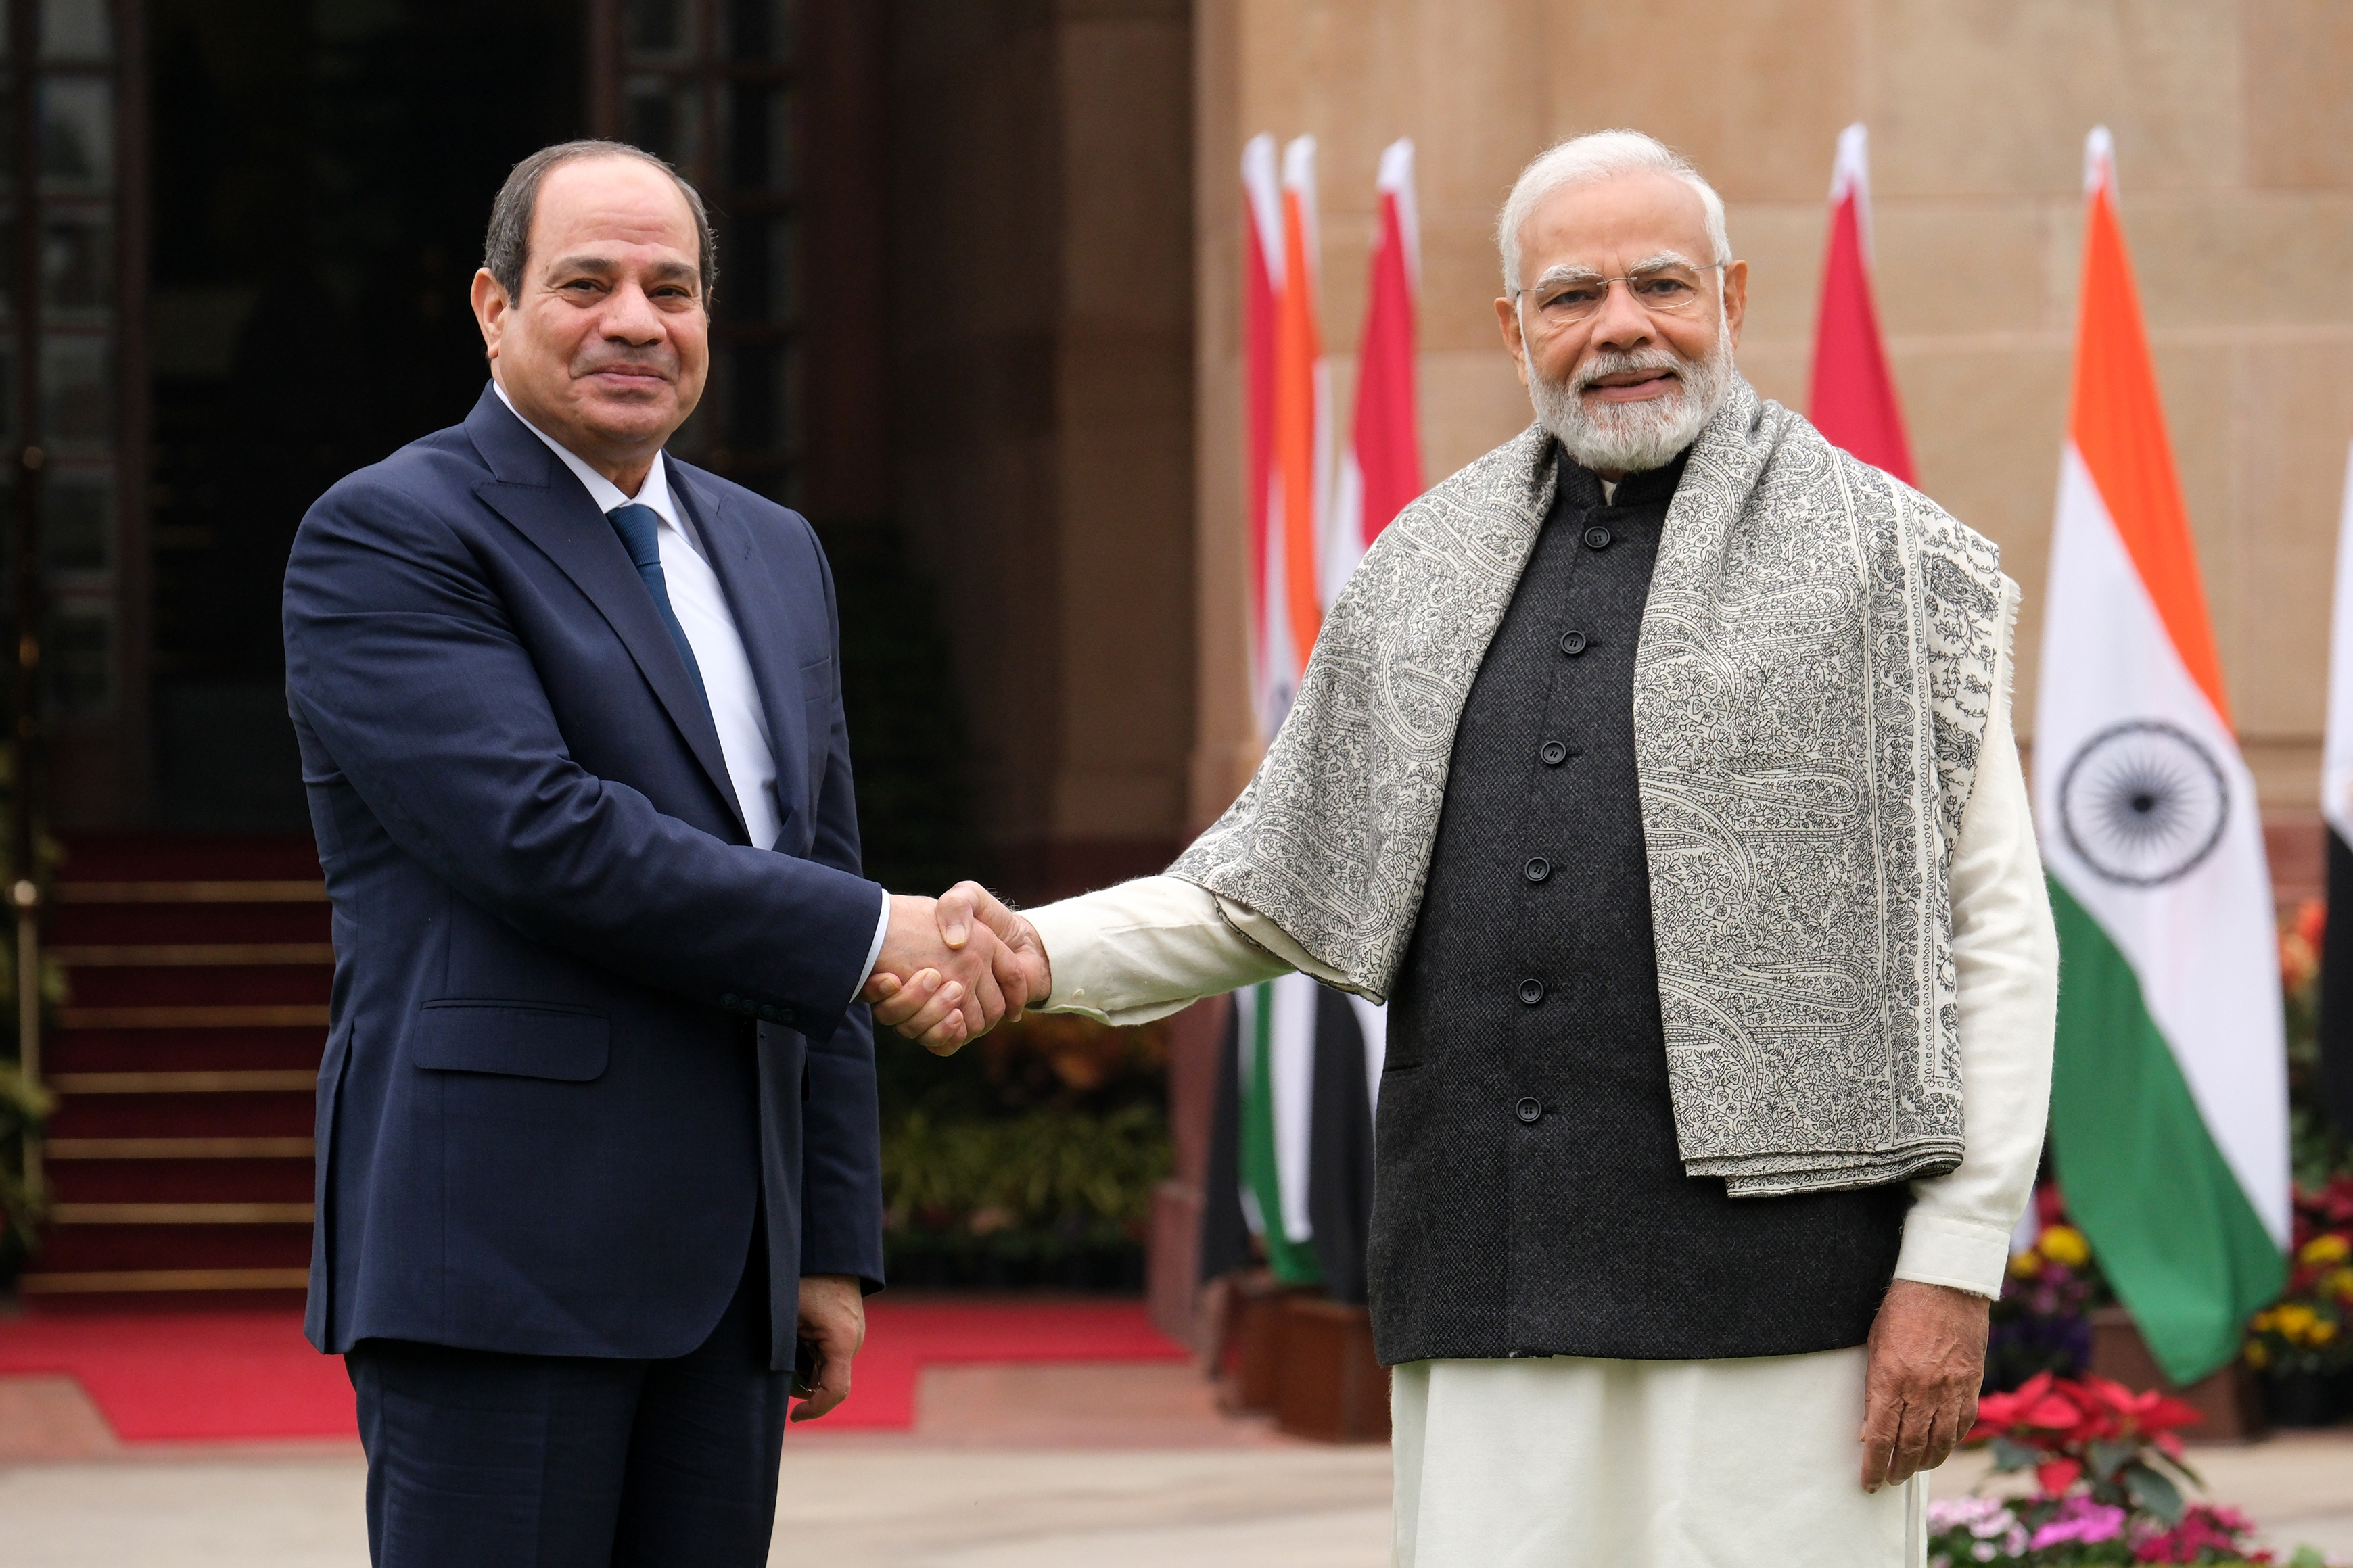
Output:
[
  {"xmin": 1875, "ymin": 0, "xmax": 2241, "ymax": 197},
  {"xmin": 1543, "ymin": 0, "xmax": 1859, "ymax": 200},
  {"xmin": 2243, "ymin": 0, "xmax": 2353, "ymax": 190}
]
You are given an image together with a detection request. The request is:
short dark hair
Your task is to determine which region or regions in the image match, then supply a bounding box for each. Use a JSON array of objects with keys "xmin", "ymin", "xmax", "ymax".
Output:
[{"xmin": 482, "ymin": 139, "xmax": 718, "ymax": 304}]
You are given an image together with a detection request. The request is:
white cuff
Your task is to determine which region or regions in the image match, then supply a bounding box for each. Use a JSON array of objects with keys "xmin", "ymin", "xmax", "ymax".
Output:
[
  {"xmin": 856, "ymin": 887, "xmax": 891, "ymax": 1002},
  {"xmin": 1892, "ymin": 1213, "xmax": 2014, "ymax": 1300},
  {"xmin": 1027, "ymin": 877, "xmax": 1291, "ymax": 1026}
]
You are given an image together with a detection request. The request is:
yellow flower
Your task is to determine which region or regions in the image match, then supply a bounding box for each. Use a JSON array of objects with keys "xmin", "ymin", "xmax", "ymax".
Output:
[
  {"xmin": 2038, "ymin": 1225, "xmax": 2090, "ymax": 1268},
  {"xmin": 2009, "ymin": 1251, "xmax": 2044, "ymax": 1279},
  {"xmin": 2313, "ymin": 1320, "xmax": 2340, "ymax": 1346},
  {"xmin": 2325, "ymin": 1268, "xmax": 2353, "ymax": 1302},
  {"xmin": 2275, "ymin": 1304, "xmax": 2322, "ymax": 1344},
  {"xmin": 2300, "ymin": 1233, "xmax": 2352, "ymax": 1268},
  {"xmin": 2246, "ymin": 1340, "xmax": 2272, "ymax": 1369},
  {"xmin": 2252, "ymin": 1308, "xmax": 2279, "ymax": 1333}
]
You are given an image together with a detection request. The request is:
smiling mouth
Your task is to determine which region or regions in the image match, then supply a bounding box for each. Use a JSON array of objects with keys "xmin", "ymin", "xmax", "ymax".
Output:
[{"xmin": 1583, "ymin": 371, "xmax": 1679, "ymax": 400}]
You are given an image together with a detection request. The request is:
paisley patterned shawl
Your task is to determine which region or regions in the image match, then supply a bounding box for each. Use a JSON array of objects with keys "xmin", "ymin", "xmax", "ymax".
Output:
[{"xmin": 1171, "ymin": 376, "xmax": 2011, "ymax": 1195}]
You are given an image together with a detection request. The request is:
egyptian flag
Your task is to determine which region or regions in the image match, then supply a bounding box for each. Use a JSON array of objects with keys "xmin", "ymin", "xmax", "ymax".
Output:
[
  {"xmin": 1805, "ymin": 123, "xmax": 1915, "ymax": 481},
  {"xmin": 2319, "ymin": 436, "xmax": 2353, "ymax": 1133},
  {"xmin": 2035, "ymin": 128, "xmax": 2289, "ymax": 1383}
]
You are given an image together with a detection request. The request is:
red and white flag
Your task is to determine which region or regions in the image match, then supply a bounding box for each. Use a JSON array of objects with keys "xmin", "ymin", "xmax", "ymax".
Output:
[
  {"xmin": 1807, "ymin": 124, "xmax": 1915, "ymax": 483},
  {"xmin": 1329, "ymin": 138, "xmax": 1422, "ymax": 602}
]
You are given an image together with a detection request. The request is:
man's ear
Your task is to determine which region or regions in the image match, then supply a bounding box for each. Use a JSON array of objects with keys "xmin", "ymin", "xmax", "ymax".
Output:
[
  {"xmin": 1720, "ymin": 259, "xmax": 1750, "ymax": 350},
  {"xmin": 470, "ymin": 268, "xmax": 509, "ymax": 363},
  {"xmin": 1494, "ymin": 295, "xmax": 1532, "ymax": 389}
]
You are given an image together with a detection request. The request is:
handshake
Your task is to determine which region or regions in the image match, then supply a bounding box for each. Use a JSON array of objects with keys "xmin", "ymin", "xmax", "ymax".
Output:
[{"xmin": 860, "ymin": 883, "xmax": 1052, "ymax": 1054}]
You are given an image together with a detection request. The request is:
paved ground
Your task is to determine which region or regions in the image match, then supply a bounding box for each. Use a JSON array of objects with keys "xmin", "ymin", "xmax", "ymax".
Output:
[{"xmin": 1, "ymin": 1364, "xmax": 2347, "ymax": 1567}]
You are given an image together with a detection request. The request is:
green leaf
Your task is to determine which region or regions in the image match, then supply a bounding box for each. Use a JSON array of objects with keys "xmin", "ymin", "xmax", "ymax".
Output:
[
  {"xmin": 1989, "ymin": 1435, "xmax": 2039, "ymax": 1473},
  {"xmin": 2122, "ymin": 1459, "xmax": 2183, "ymax": 1525},
  {"xmin": 2086, "ymin": 1438, "xmax": 2135, "ymax": 1481}
]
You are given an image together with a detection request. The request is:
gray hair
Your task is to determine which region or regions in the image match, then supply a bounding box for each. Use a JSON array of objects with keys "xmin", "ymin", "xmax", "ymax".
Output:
[
  {"xmin": 483, "ymin": 139, "xmax": 718, "ymax": 304},
  {"xmin": 1497, "ymin": 130, "xmax": 1732, "ymax": 293}
]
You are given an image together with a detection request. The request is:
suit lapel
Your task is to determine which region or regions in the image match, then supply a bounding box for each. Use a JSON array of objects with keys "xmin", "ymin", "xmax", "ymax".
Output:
[
  {"xmin": 674, "ymin": 470, "xmax": 810, "ymax": 838},
  {"xmin": 463, "ymin": 389, "xmax": 748, "ymax": 841}
]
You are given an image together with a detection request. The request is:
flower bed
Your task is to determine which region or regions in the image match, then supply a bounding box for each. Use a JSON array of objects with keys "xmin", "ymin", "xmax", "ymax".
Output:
[
  {"xmin": 1990, "ymin": 1216, "xmax": 2105, "ymax": 1390},
  {"xmin": 2243, "ymin": 1176, "xmax": 2353, "ymax": 1425},
  {"xmin": 1934, "ymin": 1371, "xmax": 2338, "ymax": 1566}
]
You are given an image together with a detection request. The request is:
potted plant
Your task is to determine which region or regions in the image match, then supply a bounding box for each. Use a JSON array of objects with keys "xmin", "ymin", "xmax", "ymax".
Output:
[
  {"xmin": 2243, "ymin": 1177, "xmax": 2353, "ymax": 1427},
  {"xmin": 0, "ymin": 1060, "xmax": 48, "ymax": 1290},
  {"xmin": 1990, "ymin": 1211, "xmax": 2104, "ymax": 1390}
]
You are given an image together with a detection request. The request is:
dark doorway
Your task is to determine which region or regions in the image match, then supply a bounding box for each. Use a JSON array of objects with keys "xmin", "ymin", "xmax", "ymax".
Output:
[{"xmin": 147, "ymin": 0, "xmax": 584, "ymax": 828}]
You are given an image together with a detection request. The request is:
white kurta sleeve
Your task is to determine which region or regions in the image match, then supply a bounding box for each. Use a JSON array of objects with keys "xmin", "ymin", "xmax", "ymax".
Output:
[
  {"xmin": 1027, "ymin": 876, "xmax": 1297, "ymax": 1026},
  {"xmin": 1892, "ymin": 590, "xmax": 2059, "ymax": 1298}
]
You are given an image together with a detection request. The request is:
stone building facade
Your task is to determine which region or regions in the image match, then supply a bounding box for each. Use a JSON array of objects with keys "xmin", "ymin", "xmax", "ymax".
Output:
[{"xmin": 1190, "ymin": 1, "xmax": 2353, "ymax": 907}]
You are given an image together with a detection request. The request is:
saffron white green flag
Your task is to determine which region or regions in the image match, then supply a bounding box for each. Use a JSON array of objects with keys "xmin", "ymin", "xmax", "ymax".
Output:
[{"xmin": 2034, "ymin": 129, "xmax": 2289, "ymax": 1383}]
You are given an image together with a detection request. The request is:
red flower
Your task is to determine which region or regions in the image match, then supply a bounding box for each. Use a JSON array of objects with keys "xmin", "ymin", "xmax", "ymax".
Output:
[{"xmin": 2036, "ymin": 1456, "xmax": 2084, "ymax": 1495}]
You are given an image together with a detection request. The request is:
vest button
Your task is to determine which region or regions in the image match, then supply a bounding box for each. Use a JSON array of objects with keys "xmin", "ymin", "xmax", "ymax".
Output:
[
  {"xmin": 1515, "ymin": 1096, "xmax": 1543, "ymax": 1124},
  {"xmin": 1524, "ymin": 856, "xmax": 1551, "ymax": 884},
  {"xmin": 721, "ymin": 993, "xmax": 741, "ymax": 1009},
  {"xmin": 1558, "ymin": 629, "xmax": 1587, "ymax": 656},
  {"xmin": 1540, "ymin": 740, "xmax": 1568, "ymax": 766},
  {"xmin": 1518, "ymin": 978, "xmax": 1545, "ymax": 1006},
  {"xmin": 1583, "ymin": 525, "xmax": 1612, "ymax": 550}
]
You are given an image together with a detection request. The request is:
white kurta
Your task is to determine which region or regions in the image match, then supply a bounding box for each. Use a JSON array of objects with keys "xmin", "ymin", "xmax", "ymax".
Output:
[{"xmin": 1026, "ymin": 616, "xmax": 2056, "ymax": 1567}]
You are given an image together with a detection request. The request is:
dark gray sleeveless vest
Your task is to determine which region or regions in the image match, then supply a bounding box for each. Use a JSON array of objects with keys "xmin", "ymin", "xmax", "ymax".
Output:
[{"xmin": 1364, "ymin": 452, "xmax": 1909, "ymax": 1367}]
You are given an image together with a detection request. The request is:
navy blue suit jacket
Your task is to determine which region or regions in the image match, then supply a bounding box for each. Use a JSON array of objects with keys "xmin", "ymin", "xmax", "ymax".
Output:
[{"xmin": 285, "ymin": 386, "xmax": 887, "ymax": 1367}]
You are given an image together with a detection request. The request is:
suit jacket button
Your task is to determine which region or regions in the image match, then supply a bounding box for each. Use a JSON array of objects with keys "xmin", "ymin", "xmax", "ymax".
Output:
[
  {"xmin": 1518, "ymin": 978, "xmax": 1545, "ymax": 1006},
  {"xmin": 1515, "ymin": 1096, "xmax": 1543, "ymax": 1124}
]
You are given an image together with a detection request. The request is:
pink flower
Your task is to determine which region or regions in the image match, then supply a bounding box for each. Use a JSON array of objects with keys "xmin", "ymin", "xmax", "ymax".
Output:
[{"xmin": 2031, "ymin": 1496, "xmax": 2127, "ymax": 1549}]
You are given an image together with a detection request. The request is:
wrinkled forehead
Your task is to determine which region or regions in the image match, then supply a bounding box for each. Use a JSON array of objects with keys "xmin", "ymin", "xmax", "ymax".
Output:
[{"xmin": 1516, "ymin": 170, "xmax": 1713, "ymax": 285}]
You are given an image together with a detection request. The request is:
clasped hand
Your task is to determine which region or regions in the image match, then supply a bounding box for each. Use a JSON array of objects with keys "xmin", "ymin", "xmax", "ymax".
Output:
[{"xmin": 862, "ymin": 883, "xmax": 1050, "ymax": 1053}]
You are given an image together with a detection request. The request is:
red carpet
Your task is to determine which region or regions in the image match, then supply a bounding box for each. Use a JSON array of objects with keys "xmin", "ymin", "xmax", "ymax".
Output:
[{"xmin": 0, "ymin": 1298, "xmax": 1185, "ymax": 1443}]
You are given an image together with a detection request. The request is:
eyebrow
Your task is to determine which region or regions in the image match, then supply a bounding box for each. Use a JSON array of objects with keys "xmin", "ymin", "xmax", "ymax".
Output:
[
  {"xmin": 1527, "ymin": 250, "xmax": 1700, "ymax": 289},
  {"xmin": 544, "ymin": 254, "xmax": 699, "ymax": 284}
]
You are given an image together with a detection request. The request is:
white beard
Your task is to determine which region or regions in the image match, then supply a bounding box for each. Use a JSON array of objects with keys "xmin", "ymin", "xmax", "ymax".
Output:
[{"xmin": 1527, "ymin": 329, "xmax": 1733, "ymax": 475}]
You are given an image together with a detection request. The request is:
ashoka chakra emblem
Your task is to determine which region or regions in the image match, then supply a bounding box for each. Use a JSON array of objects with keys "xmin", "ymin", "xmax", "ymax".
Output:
[{"xmin": 2057, "ymin": 720, "xmax": 2229, "ymax": 888}]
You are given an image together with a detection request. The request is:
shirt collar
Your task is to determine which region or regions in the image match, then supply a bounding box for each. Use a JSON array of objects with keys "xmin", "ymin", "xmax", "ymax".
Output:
[{"xmin": 492, "ymin": 379, "xmax": 682, "ymax": 535}]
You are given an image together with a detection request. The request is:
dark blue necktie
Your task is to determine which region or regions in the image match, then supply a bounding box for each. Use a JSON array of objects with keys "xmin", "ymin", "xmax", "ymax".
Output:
[{"xmin": 607, "ymin": 503, "xmax": 711, "ymax": 710}]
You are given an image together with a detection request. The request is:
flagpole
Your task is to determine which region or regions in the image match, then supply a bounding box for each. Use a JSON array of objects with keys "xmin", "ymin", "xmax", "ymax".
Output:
[{"xmin": 9, "ymin": 0, "xmax": 43, "ymax": 1204}]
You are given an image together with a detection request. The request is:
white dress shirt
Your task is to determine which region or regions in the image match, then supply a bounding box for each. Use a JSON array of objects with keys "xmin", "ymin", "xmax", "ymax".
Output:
[
  {"xmin": 494, "ymin": 382, "xmax": 891, "ymax": 985},
  {"xmin": 1025, "ymin": 597, "xmax": 2057, "ymax": 1300}
]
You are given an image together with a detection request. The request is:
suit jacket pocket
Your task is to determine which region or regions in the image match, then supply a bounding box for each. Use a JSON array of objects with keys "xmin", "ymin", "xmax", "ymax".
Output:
[{"xmin": 413, "ymin": 1001, "xmax": 611, "ymax": 1082}]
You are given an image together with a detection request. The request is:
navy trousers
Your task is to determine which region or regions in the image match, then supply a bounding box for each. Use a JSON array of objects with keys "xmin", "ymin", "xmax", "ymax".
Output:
[{"xmin": 346, "ymin": 1241, "xmax": 787, "ymax": 1567}]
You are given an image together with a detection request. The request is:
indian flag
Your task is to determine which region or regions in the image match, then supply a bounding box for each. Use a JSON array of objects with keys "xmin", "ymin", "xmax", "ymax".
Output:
[
  {"xmin": 1237, "ymin": 133, "xmax": 1328, "ymax": 1285},
  {"xmin": 2034, "ymin": 128, "xmax": 2289, "ymax": 1383}
]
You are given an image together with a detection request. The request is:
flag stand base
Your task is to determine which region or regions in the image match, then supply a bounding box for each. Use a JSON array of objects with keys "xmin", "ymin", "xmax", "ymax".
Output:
[
  {"xmin": 1271, "ymin": 1296, "xmax": 1390, "ymax": 1444},
  {"xmin": 2087, "ymin": 1306, "xmax": 2270, "ymax": 1443}
]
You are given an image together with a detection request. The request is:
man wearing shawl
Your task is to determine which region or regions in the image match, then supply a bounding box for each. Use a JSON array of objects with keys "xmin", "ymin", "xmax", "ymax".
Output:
[{"xmin": 872, "ymin": 130, "xmax": 2059, "ymax": 1567}]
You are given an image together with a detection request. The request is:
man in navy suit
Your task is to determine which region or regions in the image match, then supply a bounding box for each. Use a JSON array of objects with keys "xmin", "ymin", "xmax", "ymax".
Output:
[{"xmin": 283, "ymin": 140, "xmax": 1018, "ymax": 1566}]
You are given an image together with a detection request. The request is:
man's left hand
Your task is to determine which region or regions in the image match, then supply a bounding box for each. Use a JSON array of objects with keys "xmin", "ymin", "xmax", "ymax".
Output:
[
  {"xmin": 790, "ymin": 1273, "xmax": 866, "ymax": 1423},
  {"xmin": 1859, "ymin": 1279, "xmax": 1989, "ymax": 1492}
]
